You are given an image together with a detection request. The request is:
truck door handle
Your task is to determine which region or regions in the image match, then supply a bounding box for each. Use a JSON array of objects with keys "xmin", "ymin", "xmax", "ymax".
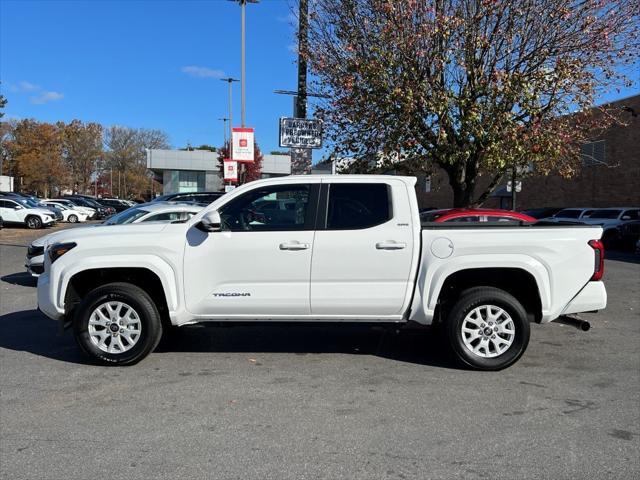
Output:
[
  {"xmin": 279, "ymin": 241, "xmax": 310, "ymax": 251},
  {"xmin": 376, "ymin": 241, "xmax": 407, "ymax": 250}
]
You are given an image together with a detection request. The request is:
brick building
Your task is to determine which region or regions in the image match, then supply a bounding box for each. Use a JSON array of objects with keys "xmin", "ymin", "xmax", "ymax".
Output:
[{"xmin": 416, "ymin": 94, "xmax": 640, "ymax": 210}]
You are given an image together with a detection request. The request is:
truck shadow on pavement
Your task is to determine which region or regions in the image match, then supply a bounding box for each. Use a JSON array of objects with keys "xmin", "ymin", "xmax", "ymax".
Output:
[
  {"xmin": 0, "ymin": 309, "xmax": 461, "ymax": 369},
  {"xmin": 1, "ymin": 272, "xmax": 37, "ymax": 287}
]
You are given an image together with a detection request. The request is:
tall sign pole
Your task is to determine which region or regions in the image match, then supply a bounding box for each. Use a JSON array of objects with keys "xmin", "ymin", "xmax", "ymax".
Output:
[
  {"xmin": 241, "ymin": 0, "xmax": 246, "ymax": 127},
  {"xmin": 229, "ymin": 0, "xmax": 258, "ymax": 184}
]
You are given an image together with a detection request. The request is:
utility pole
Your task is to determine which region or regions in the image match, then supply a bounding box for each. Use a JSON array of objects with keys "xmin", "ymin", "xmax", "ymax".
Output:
[
  {"xmin": 220, "ymin": 78, "xmax": 238, "ymax": 147},
  {"xmin": 296, "ymin": 0, "xmax": 308, "ymax": 119}
]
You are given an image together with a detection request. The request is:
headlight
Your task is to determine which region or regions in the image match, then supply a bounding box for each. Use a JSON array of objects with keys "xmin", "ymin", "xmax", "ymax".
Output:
[{"xmin": 48, "ymin": 242, "xmax": 77, "ymax": 263}]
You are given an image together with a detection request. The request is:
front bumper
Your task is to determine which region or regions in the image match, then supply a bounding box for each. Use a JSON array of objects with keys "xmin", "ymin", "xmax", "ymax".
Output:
[
  {"xmin": 561, "ymin": 281, "xmax": 607, "ymax": 315},
  {"xmin": 37, "ymin": 271, "xmax": 64, "ymax": 321},
  {"xmin": 25, "ymin": 251, "xmax": 45, "ymax": 277}
]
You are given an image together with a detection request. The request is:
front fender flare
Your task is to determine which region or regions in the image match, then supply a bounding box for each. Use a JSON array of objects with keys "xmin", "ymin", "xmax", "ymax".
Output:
[{"xmin": 55, "ymin": 255, "xmax": 180, "ymax": 314}]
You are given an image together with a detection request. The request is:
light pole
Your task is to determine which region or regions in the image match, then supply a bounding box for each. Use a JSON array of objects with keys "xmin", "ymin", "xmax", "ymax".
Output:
[
  {"xmin": 229, "ymin": 0, "xmax": 258, "ymax": 127},
  {"xmin": 220, "ymin": 77, "xmax": 238, "ymax": 148},
  {"xmin": 218, "ymin": 117, "xmax": 229, "ymax": 144}
]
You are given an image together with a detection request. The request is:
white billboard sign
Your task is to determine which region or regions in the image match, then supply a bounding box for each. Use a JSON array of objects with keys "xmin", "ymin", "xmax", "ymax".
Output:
[
  {"xmin": 232, "ymin": 128, "xmax": 254, "ymax": 162},
  {"xmin": 223, "ymin": 160, "xmax": 238, "ymax": 182},
  {"xmin": 279, "ymin": 117, "xmax": 323, "ymax": 149}
]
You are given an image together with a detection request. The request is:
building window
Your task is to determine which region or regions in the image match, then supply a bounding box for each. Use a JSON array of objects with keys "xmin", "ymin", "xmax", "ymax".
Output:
[
  {"xmin": 581, "ymin": 140, "xmax": 606, "ymax": 166},
  {"xmin": 177, "ymin": 171, "xmax": 205, "ymax": 192}
]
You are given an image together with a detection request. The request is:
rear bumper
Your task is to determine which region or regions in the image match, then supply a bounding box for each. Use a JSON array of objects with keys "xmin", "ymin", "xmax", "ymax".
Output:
[{"xmin": 561, "ymin": 281, "xmax": 607, "ymax": 316}]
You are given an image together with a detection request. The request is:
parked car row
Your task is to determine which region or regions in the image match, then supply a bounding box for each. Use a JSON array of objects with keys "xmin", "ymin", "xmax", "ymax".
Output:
[
  {"xmin": 522, "ymin": 207, "xmax": 640, "ymax": 249},
  {"xmin": 0, "ymin": 192, "xmax": 147, "ymax": 228}
]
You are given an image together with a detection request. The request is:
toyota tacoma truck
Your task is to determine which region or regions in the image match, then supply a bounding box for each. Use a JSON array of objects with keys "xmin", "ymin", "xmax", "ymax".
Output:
[{"xmin": 37, "ymin": 176, "xmax": 607, "ymax": 370}]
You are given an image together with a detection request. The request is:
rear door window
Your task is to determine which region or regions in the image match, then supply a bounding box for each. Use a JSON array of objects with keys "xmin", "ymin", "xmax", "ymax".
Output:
[{"xmin": 326, "ymin": 183, "xmax": 392, "ymax": 230}]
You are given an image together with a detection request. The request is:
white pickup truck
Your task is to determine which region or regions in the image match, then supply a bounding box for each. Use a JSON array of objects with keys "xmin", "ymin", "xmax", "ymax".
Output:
[{"xmin": 37, "ymin": 176, "xmax": 607, "ymax": 369}]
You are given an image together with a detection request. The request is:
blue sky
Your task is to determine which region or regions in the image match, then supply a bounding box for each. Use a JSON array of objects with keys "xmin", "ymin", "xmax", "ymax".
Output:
[
  {"xmin": 1, "ymin": 0, "xmax": 638, "ymax": 162},
  {"xmin": 0, "ymin": 0, "xmax": 302, "ymax": 155}
]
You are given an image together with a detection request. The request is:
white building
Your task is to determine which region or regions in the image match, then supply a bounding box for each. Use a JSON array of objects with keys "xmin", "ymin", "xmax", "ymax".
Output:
[{"xmin": 147, "ymin": 149, "xmax": 291, "ymax": 194}]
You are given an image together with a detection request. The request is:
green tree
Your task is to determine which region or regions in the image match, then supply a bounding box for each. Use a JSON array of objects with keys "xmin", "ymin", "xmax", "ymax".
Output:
[
  {"xmin": 307, "ymin": 0, "xmax": 639, "ymax": 206},
  {"xmin": 0, "ymin": 83, "xmax": 7, "ymax": 119}
]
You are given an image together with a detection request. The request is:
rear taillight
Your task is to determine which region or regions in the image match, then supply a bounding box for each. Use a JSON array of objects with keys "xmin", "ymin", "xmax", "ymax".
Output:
[{"xmin": 588, "ymin": 239, "xmax": 605, "ymax": 281}]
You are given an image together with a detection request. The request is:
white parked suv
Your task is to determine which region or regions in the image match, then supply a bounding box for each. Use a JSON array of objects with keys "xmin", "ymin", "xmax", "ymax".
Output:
[
  {"xmin": 50, "ymin": 199, "xmax": 96, "ymax": 219},
  {"xmin": 0, "ymin": 197, "xmax": 56, "ymax": 229},
  {"xmin": 42, "ymin": 201, "xmax": 89, "ymax": 223},
  {"xmin": 37, "ymin": 176, "xmax": 608, "ymax": 370},
  {"xmin": 26, "ymin": 202, "xmax": 204, "ymax": 276}
]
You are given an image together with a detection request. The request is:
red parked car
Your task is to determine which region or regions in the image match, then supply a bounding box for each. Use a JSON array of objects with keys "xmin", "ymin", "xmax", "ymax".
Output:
[{"xmin": 420, "ymin": 208, "xmax": 536, "ymax": 223}]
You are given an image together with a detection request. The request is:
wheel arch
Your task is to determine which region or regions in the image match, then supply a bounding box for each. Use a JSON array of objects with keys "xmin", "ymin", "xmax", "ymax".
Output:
[
  {"xmin": 59, "ymin": 260, "xmax": 178, "ymax": 326},
  {"xmin": 434, "ymin": 267, "xmax": 544, "ymax": 324},
  {"xmin": 409, "ymin": 256, "xmax": 550, "ymax": 325}
]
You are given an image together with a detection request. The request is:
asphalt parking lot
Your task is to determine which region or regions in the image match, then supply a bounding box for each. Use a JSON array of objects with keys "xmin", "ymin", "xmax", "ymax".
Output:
[{"xmin": 1, "ymin": 224, "xmax": 639, "ymax": 480}]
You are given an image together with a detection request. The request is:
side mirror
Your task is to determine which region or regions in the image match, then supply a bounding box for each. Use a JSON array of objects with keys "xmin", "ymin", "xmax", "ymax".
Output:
[
  {"xmin": 14, "ymin": 205, "xmax": 23, "ymax": 210},
  {"xmin": 197, "ymin": 210, "xmax": 222, "ymax": 232},
  {"xmin": 621, "ymin": 215, "xmax": 631, "ymax": 221}
]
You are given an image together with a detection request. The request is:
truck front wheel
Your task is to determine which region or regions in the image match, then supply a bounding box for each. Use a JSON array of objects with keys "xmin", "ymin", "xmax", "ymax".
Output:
[
  {"xmin": 446, "ymin": 287, "xmax": 530, "ymax": 371},
  {"xmin": 73, "ymin": 282, "xmax": 163, "ymax": 365}
]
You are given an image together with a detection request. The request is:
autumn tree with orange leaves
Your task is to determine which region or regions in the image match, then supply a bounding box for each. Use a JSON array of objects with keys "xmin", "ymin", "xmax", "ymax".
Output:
[
  {"xmin": 5, "ymin": 120, "xmax": 69, "ymax": 196},
  {"xmin": 307, "ymin": 0, "xmax": 639, "ymax": 206}
]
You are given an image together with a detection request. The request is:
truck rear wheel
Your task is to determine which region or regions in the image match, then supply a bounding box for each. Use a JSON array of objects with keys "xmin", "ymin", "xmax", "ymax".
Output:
[
  {"xmin": 73, "ymin": 282, "xmax": 163, "ymax": 365},
  {"xmin": 446, "ymin": 287, "xmax": 530, "ymax": 371}
]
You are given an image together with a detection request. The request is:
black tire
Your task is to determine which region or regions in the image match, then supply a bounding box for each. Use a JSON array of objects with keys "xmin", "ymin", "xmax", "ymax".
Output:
[
  {"xmin": 446, "ymin": 286, "xmax": 530, "ymax": 371},
  {"xmin": 68, "ymin": 214, "xmax": 78, "ymax": 223},
  {"xmin": 73, "ymin": 282, "xmax": 163, "ymax": 365},
  {"xmin": 25, "ymin": 215, "xmax": 42, "ymax": 229}
]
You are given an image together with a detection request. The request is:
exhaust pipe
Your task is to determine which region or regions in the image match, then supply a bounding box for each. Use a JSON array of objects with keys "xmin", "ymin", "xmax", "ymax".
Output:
[{"xmin": 555, "ymin": 315, "xmax": 591, "ymax": 331}]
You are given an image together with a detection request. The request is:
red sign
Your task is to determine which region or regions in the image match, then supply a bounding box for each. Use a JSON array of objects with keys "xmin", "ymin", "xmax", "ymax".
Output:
[
  {"xmin": 232, "ymin": 127, "xmax": 254, "ymax": 162},
  {"xmin": 223, "ymin": 160, "xmax": 238, "ymax": 182}
]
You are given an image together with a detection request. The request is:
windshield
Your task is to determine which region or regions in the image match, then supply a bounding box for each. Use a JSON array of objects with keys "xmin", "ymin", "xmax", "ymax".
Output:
[
  {"xmin": 16, "ymin": 198, "xmax": 42, "ymax": 208},
  {"xmin": 588, "ymin": 209, "xmax": 622, "ymax": 219},
  {"xmin": 556, "ymin": 209, "xmax": 582, "ymax": 218},
  {"xmin": 420, "ymin": 210, "xmax": 448, "ymax": 222},
  {"xmin": 83, "ymin": 198, "xmax": 103, "ymax": 208},
  {"xmin": 103, "ymin": 208, "xmax": 149, "ymax": 225}
]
